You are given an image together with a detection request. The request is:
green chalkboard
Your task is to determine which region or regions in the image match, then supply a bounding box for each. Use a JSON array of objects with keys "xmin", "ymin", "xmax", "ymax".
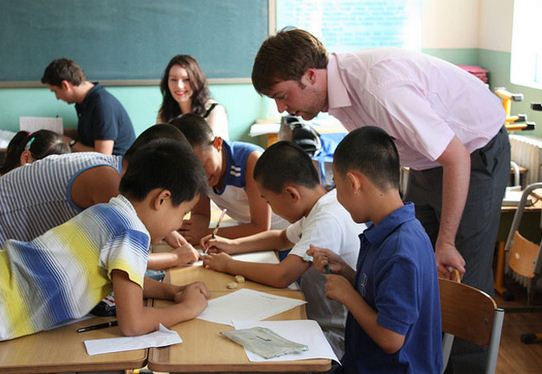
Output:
[{"xmin": 0, "ymin": 0, "xmax": 268, "ymax": 83}]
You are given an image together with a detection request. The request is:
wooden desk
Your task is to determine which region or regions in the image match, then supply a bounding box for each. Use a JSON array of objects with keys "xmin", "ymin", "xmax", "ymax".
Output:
[
  {"xmin": 0, "ymin": 316, "xmax": 146, "ymax": 374},
  {"xmin": 148, "ymin": 261, "xmax": 331, "ymax": 373}
]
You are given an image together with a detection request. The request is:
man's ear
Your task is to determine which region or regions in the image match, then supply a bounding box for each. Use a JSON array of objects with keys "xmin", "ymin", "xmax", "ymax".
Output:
[
  {"xmin": 60, "ymin": 80, "xmax": 71, "ymax": 91},
  {"xmin": 212, "ymin": 137, "xmax": 223, "ymax": 151},
  {"xmin": 303, "ymin": 68, "xmax": 318, "ymax": 85},
  {"xmin": 153, "ymin": 189, "xmax": 172, "ymax": 210}
]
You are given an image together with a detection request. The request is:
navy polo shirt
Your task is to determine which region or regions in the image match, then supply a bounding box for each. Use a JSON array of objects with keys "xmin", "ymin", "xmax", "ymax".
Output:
[
  {"xmin": 75, "ymin": 83, "xmax": 135, "ymax": 155},
  {"xmin": 341, "ymin": 203, "xmax": 442, "ymax": 374}
]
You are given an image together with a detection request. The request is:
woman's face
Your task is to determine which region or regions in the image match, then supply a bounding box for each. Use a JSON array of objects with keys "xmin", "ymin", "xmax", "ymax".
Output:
[{"xmin": 168, "ymin": 64, "xmax": 193, "ymax": 106}]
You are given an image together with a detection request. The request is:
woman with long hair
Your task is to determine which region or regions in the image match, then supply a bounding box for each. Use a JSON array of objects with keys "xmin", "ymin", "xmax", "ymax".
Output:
[{"xmin": 157, "ymin": 55, "xmax": 229, "ymax": 140}]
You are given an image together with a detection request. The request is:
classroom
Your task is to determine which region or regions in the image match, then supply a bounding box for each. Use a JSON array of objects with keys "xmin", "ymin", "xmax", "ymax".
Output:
[{"xmin": 0, "ymin": 0, "xmax": 541, "ymax": 373}]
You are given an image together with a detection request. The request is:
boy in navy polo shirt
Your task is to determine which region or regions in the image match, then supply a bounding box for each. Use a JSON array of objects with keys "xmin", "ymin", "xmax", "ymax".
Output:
[{"xmin": 308, "ymin": 126, "xmax": 442, "ymax": 373}]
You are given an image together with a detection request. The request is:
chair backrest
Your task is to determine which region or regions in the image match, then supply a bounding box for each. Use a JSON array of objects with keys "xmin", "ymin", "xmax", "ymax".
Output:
[
  {"xmin": 439, "ymin": 278, "xmax": 504, "ymax": 374},
  {"xmin": 509, "ymin": 231, "xmax": 539, "ymax": 279}
]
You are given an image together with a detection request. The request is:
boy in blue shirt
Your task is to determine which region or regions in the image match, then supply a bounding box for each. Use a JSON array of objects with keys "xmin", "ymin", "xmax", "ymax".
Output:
[
  {"xmin": 309, "ymin": 127, "xmax": 442, "ymax": 373},
  {"xmin": 169, "ymin": 114, "xmax": 287, "ymax": 244}
]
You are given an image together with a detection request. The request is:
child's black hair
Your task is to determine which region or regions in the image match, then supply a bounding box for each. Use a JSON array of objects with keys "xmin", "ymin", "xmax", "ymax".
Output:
[
  {"xmin": 253, "ymin": 141, "xmax": 320, "ymax": 193},
  {"xmin": 119, "ymin": 139, "xmax": 207, "ymax": 206},
  {"xmin": 333, "ymin": 126, "xmax": 400, "ymax": 191},
  {"xmin": 123, "ymin": 124, "xmax": 188, "ymax": 163},
  {"xmin": 168, "ymin": 113, "xmax": 214, "ymax": 148},
  {"xmin": 0, "ymin": 130, "xmax": 70, "ymax": 174}
]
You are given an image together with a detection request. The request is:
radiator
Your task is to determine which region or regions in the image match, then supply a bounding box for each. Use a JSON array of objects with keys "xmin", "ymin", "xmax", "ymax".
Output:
[{"xmin": 510, "ymin": 134, "xmax": 542, "ymax": 186}]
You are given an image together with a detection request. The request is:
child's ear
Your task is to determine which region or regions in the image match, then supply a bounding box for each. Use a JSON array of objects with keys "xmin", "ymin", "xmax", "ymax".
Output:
[
  {"xmin": 19, "ymin": 150, "xmax": 33, "ymax": 165},
  {"xmin": 212, "ymin": 137, "xmax": 223, "ymax": 151},
  {"xmin": 284, "ymin": 185, "xmax": 301, "ymax": 202},
  {"xmin": 153, "ymin": 189, "xmax": 172, "ymax": 210},
  {"xmin": 346, "ymin": 171, "xmax": 363, "ymax": 193}
]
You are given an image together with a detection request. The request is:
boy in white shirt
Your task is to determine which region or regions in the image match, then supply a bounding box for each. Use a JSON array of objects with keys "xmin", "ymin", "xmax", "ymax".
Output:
[{"xmin": 201, "ymin": 141, "xmax": 365, "ymax": 357}]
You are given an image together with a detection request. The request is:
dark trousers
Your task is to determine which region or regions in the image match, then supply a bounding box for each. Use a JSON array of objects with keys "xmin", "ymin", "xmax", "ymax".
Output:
[
  {"xmin": 405, "ymin": 127, "xmax": 510, "ymax": 296},
  {"xmin": 407, "ymin": 128, "xmax": 510, "ymax": 373}
]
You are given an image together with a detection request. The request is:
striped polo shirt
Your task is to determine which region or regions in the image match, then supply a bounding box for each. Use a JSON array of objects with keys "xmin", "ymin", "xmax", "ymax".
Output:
[
  {"xmin": 0, "ymin": 195, "xmax": 149, "ymax": 341},
  {"xmin": 0, "ymin": 152, "xmax": 122, "ymax": 243}
]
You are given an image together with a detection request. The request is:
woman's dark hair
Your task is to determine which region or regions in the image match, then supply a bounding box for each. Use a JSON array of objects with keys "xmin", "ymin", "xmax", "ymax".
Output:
[
  {"xmin": 158, "ymin": 55, "xmax": 210, "ymax": 122},
  {"xmin": 1, "ymin": 130, "xmax": 70, "ymax": 174}
]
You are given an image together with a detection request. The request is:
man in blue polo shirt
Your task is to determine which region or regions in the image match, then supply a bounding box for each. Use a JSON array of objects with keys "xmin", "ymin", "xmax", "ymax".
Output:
[{"xmin": 42, "ymin": 58, "xmax": 135, "ymax": 156}]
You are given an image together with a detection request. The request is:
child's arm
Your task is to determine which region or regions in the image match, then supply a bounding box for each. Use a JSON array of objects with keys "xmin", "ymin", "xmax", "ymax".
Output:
[
  {"xmin": 201, "ymin": 229, "xmax": 292, "ymax": 255},
  {"xmin": 112, "ymin": 270, "xmax": 208, "ymax": 336},
  {"xmin": 147, "ymin": 243, "xmax": 199, "ymax": 270},
  {"xmin": 202, "ymin": 252, "xmax": 309, "ymax": 288},
  {"xmin": 324, "ymin": 274, "xmax": 405, "ymax": 354},
  {"xmin": 179, "ymin": 195, "xmax": 211, "ymax": 244},
  {"xmin": 213, "ymin": 152, "xmax": 272, "ymax": 238}
]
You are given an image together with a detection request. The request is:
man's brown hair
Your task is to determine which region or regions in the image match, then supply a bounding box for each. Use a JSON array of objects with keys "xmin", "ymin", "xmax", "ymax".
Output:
[
  {"xmin": 251, "ymin": 28, "xmax": 328, "ymax": 95},
  {"xmin": 41, "ymin": 58, "xmax": 86, "ymax": 87}
]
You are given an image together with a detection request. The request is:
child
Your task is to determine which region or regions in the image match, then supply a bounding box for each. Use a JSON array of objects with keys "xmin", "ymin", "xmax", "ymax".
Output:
[
  {"xmin": 201, "ymin": 141, "xmax": 365, "ymax": 357},
  {"xmin": 0, "ymin": 124, "xmax": 198, "ymax": 269},
  {"xmin": 308, "ymin": 127, "xmax": 442, "ymax": 373},
  {"xmin": 0, "ymin": 139, "xmax": 209, "ymax": 341},
  {"xmin": 169, "ymin": 113, "xmax": 288, "ymax": 244},
  {"xmin": 0, "ymin": 129, "xmax": 70, "ymax": 175}
]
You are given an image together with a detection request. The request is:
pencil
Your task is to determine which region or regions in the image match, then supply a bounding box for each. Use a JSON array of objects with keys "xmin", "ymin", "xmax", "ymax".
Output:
[
  {"xmin": 77, "ymin": 320, "xmax": 118, "ymax": 333},
  {"xmin": 204, "ymin": 208, "xmax": 227, "ymax": 255}
]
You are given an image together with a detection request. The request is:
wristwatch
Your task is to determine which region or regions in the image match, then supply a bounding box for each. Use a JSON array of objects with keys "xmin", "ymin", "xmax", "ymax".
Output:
[{"xmin": 68, "ymin": 139, "xmax": 77, "ymax": 148}]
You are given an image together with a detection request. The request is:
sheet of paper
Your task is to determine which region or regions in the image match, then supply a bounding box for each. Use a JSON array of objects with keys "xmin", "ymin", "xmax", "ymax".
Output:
[
  {"xmin": 233, "ymin": 320, "xmax": 339, "ymax": 363},
  {"xmin": 197, "ymin": 288, "xmax": 306, "ymax": 326},
  {"xmin": 84, "ymin": 324, "xmax": 181, "ymax": 356},
  {"xmin": 19, "ymin": 116, "xmax": 63, "ymax": 134}
]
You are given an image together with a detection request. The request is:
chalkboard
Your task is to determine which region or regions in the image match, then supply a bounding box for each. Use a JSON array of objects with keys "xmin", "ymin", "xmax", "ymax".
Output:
[{"xmin": 0, "ymin": 0, "xmax": 268, "ymax": 84}]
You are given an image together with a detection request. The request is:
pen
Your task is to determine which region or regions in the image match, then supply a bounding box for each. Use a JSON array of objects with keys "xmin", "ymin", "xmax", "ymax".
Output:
[
  {"xmin": 205, "ymin": 208, "xmax": 227, "ymax": 255},
  {"xmin": 77, "ymin": 320, "xmax": 118, "ymax": 333}
]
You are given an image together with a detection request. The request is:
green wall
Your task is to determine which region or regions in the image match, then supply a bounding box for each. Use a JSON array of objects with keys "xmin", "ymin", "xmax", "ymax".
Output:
[
  {"xmin": 2, "ymin": 48, "xmax": 541, "ymax": 140},
  {"xmin": 0, "ymin": 83, "xmax": 266, "ymax": 142}
]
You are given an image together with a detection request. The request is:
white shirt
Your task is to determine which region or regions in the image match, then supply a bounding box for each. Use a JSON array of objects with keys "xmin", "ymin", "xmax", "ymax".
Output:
[
  {"xmin": 327, "ymin": 49, "xmax": 505, "ymax": 170},
  {"xmin": 286, "ymin": 189, "xmax": 366, "ymax": 357}
]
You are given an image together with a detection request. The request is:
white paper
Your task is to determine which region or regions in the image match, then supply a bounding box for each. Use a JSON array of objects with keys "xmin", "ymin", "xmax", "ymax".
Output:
[
  {"xmin": 233, "ymin": 320, "xmax": 339, "ymax": 363},
  {"xmin": 197, "ymin": 288, "xmax": 306, "ymax": 326},
  {"xmin": 19, "ymin": 116, "xmax": 63, "ymax": 134},
  {"xmin": 84, "ymin": 324, "xmax": 182, "ymax": 356},
  {"xmin": 249, "ymin": 123, "xmax": 280, "ymax": 137}
]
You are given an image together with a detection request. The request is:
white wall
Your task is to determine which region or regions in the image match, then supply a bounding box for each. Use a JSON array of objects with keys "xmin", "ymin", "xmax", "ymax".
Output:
[
  {"xmin": 421, "ymin": 0, "xmax": 479, "ymax": 48},
  {"xmin": 478, "ymin": 0, "xmax": 514, "ymax": 52}
]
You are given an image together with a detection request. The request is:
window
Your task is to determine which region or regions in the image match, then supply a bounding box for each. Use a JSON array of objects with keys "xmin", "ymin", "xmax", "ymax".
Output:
[
  {"xmin": 275, "ymin": 0, "xmax": 421, "ymax": 52},
  {"xmin": 511, "ymin": 0, "xmax": 542, "ymax": 89}
]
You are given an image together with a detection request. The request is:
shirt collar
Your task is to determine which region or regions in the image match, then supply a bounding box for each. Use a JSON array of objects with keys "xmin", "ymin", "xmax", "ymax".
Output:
[
  {"xmin": 77, "ymin": 82, "xmax": 101, "ymax": 110},
  {"xmin": 363, "ymin": 203, "xmax": 416, "ymax": 247},
  {"xmin": 327, "ymin": 53, "xmax": 351, "ymax": 111}
]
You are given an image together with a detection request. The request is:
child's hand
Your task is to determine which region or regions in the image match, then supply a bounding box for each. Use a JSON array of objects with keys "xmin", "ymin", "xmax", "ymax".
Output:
[
  {"xmin": 202, "ymin": 252, "xmax": 232, "ymax": 272},
  {"xmin": 307, "ymin": 245, "xmax": 346, "ymax": 274},
  {"xmin": 171, "ymin": 243, "xmax": 199, "ymax": 266},
  {"xmin": 200, "ymin": 234, "xmax": 238, "ymax": 254},
  {"xmin": 179, "ymin": 220, "xmax": 209, "ymax": 245},
  {"xmin": 174, "ymin": 281, "xmax": 209, "ymax": 317},
  {"xmin": 324, "ymin": 274, "xmax": 355, "ymax": 304},
  {"xmin": 163, "ymin": 230, "xmax": 189, "ymax": 247}
]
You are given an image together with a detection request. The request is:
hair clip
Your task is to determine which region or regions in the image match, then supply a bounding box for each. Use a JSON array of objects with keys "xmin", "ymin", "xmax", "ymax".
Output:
[{"xmin": 24, "ymin": 134, "xmax": 36, "ymax": 151}]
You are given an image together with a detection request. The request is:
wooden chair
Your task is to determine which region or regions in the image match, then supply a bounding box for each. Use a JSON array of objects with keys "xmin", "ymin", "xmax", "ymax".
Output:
[
  {"xmin": 504, "ymin": 182, "xmax": 542, "ymax": 305},
  {"xmin": 503, "ymin": 182, "xmax": 542, "ymax": 345},
  {"xmin": 440, "ymin": 275, "xmax": 504, "ymax": 374}
]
